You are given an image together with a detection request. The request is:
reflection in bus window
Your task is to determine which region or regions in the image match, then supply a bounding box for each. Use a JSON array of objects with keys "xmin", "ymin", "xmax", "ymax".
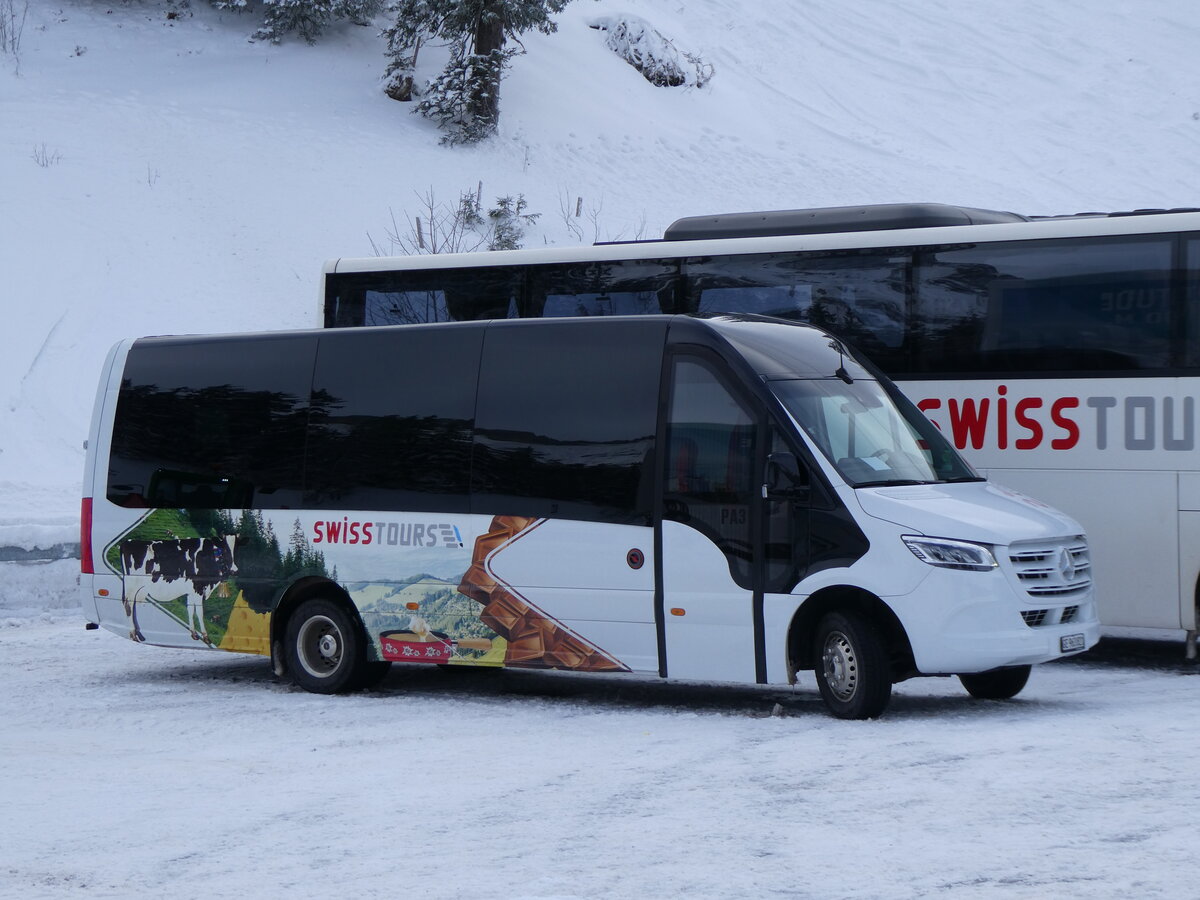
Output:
[
  {"xmin": 305, "ymin": 326, "xmax": 483, "ymax": 512},
  {"xmin": 108, "ymin": 336, "xmax": 317, "ymax": 509},
  {"xmin": 472, "ymin": 319, "xmax": 665, "ymax": 524},
  {"xmin": 542, "ymin": 292, "xmax": 662, "ymax": 317},
  {"xmin": 326, "ymin": 267, "xmax": 523, "ymax": 326},
  {"xmin": 914, "ymin": 237, "xmax": 1174, "ymax": 373},
  {"xmin": 365, "ymin": 289, "xmax": 452, "ymax": 324},
  {"xmin": 684, "ymin": 252, "xmax": 909, "ymax": 369},
  {"xmin": 698, "ymin": 284, "xmax": 811, "ymax": 318},
  {"xmin": 528, "ymin": 259, "xmax": 677, "ymax": 317}
]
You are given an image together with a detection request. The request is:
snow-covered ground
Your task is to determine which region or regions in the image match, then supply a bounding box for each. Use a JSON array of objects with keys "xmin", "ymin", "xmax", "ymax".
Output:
[
  {"xmin": 2, "ymin": 600, "xmax": 1199, "ymax": 899},
  {"xmin": 4, "ymin": 4, "xmax": 1200, "ymax": 895}
]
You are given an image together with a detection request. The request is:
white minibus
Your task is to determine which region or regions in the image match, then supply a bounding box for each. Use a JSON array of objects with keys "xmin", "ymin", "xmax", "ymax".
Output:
[{"xmin": 81, "ymin": 315, "xmax": 1098, "ymax": 717}]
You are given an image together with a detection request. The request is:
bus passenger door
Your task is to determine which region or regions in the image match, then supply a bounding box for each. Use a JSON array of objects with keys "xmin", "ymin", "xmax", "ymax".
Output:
[{"xmin": 660, "ymin": 355, "xmax": 773, "ymax": 683}]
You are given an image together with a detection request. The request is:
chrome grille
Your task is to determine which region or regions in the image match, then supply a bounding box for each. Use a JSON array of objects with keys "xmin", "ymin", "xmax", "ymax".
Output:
[{"xmin": 1008, "ymin": 536, "xmax": 1091, "ymax": 600}]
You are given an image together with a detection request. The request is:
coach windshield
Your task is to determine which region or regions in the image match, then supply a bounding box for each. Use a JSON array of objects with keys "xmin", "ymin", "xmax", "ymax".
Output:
[{"xmin": 769, "ymin": 377, "xmax": 979, "ymax": 487}]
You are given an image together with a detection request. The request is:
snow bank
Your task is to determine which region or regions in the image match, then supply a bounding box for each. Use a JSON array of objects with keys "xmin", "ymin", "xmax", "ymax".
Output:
[
  {"xmin": 588, "ymin": 14, "xmax": 713, "ymax": 87},
  {"xmin": 0, "ymin": 560, "xmax": 81, "ymax": 624},
  {"xmin": 0, "ymin": 521, "xmax": 79, "ymax": 553}
]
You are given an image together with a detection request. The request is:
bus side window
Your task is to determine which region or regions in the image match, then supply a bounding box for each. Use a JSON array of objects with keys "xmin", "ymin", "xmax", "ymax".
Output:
[
  {"xmin": 526, "ymin": 259, "xmax": 678, "ymax": 318},
  {"xmin": 471, "ymin": 319, "xmax": 665, "ymax": 524},
  {"xmin": 681, "ymin": 251, "xmax": 910, "ymax": 371},
  {"xmin": 325, "ymin": 267, "xmax": 524, "ymax": 327},
  {"xmin": 913, "ymin": 236, "xmax": 1175, "ymax": 373},
  {"xmin": 107, "ymin": 335, "xmax": 317, "ymax": 510},
  {"xmin": 304, "ymin": 326, "xmax": 483, "ymax": 513}
]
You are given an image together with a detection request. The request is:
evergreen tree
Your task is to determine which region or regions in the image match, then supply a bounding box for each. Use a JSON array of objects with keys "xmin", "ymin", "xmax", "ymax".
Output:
[
  {"xmin": 487, "ymin": 194, "xmax": 539, "ymax": 250},
  {"xmin": 214, "ymin": 0, "xmax": 384, "ymax": 45},
  {"xmin": 383, "ymin": 0, "xmax": 570, "ymax": 144}
]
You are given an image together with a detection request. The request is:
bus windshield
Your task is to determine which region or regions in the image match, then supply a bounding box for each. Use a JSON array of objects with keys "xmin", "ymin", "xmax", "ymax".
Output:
[{"xmin": 769, "ymin": 378, "xmax": 980, "ymax": 487}]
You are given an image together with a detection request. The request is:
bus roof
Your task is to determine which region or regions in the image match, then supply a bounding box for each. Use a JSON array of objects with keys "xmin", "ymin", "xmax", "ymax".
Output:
[
  {"xmin": 661, "ymin": 202, "xmax": 1200, "ymax": 242},
  {"xmin": 126, "ymin": 314, "xmax": 873, "ymax": 382},
  {"xmin": 661, "ymin": 203, "xmax": 1029, "ymax": 241},
  {"xmin": 324, "ymin": 205, "xmax": 1200, "ymax": 277}
]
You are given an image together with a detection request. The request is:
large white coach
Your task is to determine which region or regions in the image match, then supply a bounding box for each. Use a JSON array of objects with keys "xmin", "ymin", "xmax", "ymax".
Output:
[{"xmin": 321, "ymin": 202, "xmax": 1200, "ymax": 656}]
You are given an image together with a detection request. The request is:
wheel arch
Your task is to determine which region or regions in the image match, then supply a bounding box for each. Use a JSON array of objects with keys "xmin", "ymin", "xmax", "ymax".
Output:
[
  {"xmin": 787, "ymin": 585, "xmax": 917, "ymax": 682},
  {"xmin": 269, "ymin": 576, "xmax": 368, "ymax": 677}
]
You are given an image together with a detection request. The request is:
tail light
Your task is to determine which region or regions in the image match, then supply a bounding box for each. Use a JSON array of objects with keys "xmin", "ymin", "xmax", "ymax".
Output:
[{"xmin": 80, "ymin": 497, "xmax": 94, "ymax": 574}]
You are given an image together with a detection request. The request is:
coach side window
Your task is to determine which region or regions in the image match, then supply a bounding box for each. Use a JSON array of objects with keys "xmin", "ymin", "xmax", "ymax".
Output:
[
  {"xmin": 471, "ymin": 319, "xmax": 666, "ymax": 524},
  {"xmin": 304, "ymin": 326, "xmax": 483, "ymax": 513},
  {"xmin": 527, "ymin": 259, "xmax": 679, "ymax": 317},
  {"xmin": 913, "ymin": 236, "xmax": 1175, "ymax": 374},
  {"xmin": 683, "ymin": 251, "xmax": 910, "ymax": 371},
  {"xmin": 107, "ymin": 335, "xmax": 317, "ymax": 510},
  {"xmin": 325, "ymin": 267, "xmax": 524, "ymax": 327}
]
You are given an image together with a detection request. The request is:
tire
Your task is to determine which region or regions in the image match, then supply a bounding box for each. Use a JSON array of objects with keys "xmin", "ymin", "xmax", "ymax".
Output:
[
  {"xmin": 813, "ymin": 610, "xmax": 892, "ymax": 719},
  {"xmin": 959, "ymin": 665, "xmax": 1031, "ymax": 700},
  {"xmin": 284, "ymin": 598, "xmax": 368, "ymax": 694}
]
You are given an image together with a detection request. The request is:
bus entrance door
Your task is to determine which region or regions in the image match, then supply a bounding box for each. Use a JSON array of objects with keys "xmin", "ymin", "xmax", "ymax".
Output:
[{"xmin": 660, "ymin": 356, "xmax": 762, "ymax": 683}]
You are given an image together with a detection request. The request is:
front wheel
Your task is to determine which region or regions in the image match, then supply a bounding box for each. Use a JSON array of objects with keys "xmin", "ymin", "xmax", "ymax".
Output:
[
  {"xmin": 813, "ymin": 610, "xmax": 892, "ymax": 719},
  {"xmin": 959, "ymin": 665, "xmax": 1031, "ymax": 700},
  {"xmin": 284, "ymin": 598, "xmax": 368, "ymax": 694}
]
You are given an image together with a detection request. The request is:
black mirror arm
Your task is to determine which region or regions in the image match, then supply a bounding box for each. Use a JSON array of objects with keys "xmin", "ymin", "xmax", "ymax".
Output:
[{"xmin": 763, "ymin": 451, "xmax": 810, "ymax": 502}]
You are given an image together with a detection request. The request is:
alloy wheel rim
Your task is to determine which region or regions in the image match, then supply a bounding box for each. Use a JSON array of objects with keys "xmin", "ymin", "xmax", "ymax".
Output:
[{"xmin": 297, "ymin": 615, "xmax": 342, "ymax": 678}]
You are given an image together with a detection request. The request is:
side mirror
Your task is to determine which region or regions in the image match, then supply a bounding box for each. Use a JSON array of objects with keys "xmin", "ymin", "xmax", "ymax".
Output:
[{"xmin": 763, "ymin": 451, "xmax": 810, "ymax": 501}]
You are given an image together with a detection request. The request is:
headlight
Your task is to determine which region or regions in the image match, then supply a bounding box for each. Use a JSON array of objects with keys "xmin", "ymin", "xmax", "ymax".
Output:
[{"xmin": 902, "ymin": 536, "xmax": 998, "ymax": 572}]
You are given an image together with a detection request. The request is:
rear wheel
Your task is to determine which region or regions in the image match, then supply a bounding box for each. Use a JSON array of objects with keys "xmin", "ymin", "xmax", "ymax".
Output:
[
  {"xmin": 285, "ymin": 598, "xmax": 367, "ymax": 694},
  {"xmin": 813, "ymin": 610, "xmax": 892, "ymax": 719},
  {"xmin": 959, "ymin": 665, "xmax": 1031, "ymax": 700}
]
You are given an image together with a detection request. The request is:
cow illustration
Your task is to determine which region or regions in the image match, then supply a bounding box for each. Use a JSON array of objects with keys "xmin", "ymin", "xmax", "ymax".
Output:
[{"xmin": 120, "ymin": 536, "xmax": 238, "ymax": 645}]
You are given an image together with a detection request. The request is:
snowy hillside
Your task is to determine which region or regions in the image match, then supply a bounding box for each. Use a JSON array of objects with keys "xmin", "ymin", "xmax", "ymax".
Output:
[{"xmin": 3, "ymin": 0, "xmax": 1199, "ymax": 532}]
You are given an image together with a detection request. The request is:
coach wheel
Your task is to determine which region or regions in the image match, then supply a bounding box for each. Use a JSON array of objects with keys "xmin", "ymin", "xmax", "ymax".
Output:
[
  {"xmin": 813, "ymin": 610, "xmax": 892, "ymax": 720},
  {"xmin": 285, "ymin": 598, "xmax": 366, "ymax": 694},
  {"xmin": 959, "ymin": 665, "xmax": 1031, "ymax": 700}
]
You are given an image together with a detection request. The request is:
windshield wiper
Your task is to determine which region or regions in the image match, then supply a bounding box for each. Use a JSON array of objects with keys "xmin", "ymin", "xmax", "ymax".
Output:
[{"xmin": 853, "ymin": 479, "xmax": 929, "ymax": 488}]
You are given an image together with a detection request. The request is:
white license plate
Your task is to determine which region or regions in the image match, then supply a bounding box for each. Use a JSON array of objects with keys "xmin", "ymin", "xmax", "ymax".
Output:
[{"xmin": 1060, "ymin": 633, "xmax": 1086, "ymax": 653}]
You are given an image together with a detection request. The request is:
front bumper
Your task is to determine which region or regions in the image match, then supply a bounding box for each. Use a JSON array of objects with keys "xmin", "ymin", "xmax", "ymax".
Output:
[{"xmin": 888, "ymin": 565, "xmax": 1100, "ymax": 674}]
